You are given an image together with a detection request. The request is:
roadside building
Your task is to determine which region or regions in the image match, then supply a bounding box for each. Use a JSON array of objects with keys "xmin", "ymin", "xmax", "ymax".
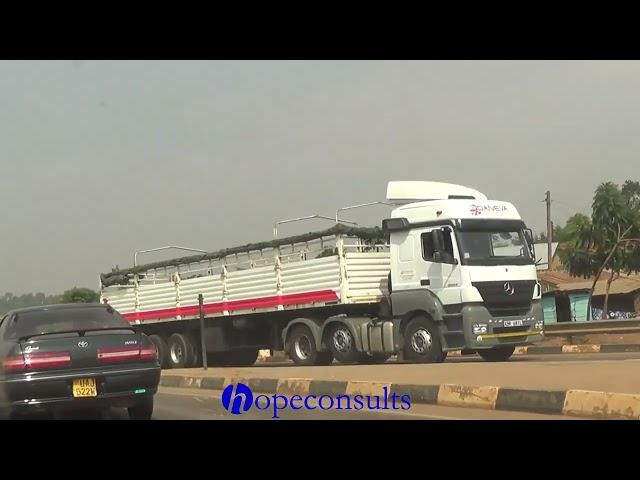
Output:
[{"xmin": 537, "ymin": 270, "xmax": 640, "ymax": 322}]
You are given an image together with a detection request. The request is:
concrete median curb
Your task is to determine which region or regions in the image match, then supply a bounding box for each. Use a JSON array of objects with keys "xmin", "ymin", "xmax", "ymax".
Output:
[
  {"xmin": 159, "ymin": 373, "xmax": 640, "ymax": 420},
  {"xmin": 446, "ymin": 343, "xmax": 640, "ymax": 357}
]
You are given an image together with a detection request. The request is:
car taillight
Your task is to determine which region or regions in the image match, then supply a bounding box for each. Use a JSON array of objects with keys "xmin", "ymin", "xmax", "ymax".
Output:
[
  {"xmin": 139, "ymin": 345, "xmax": 158, "ymax": 361},
  {"xmin": 97, "ymin": 345, "xmax": 157, "ymax": 363},
  {"xmin": 3, "ymin": 355, "xmax": 26, "ymax": 372},
  {"xmin": 3, "ymin": 352, "xmax": 71, "ymax": 372},
  {"xmin": 97, "ymin": 346, "xmax": 140, "ymax": 363}
]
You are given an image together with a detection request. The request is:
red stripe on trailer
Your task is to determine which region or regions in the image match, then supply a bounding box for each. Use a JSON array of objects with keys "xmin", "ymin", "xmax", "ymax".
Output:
[{"xmin": 122, "ymin": 289, "xmax": 339, "ymax": 323}]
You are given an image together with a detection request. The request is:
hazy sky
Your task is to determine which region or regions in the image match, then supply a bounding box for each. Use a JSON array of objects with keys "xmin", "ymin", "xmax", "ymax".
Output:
[{"xmin": 1, "ymin": 60, "xmax": 639, "ymax": 294}]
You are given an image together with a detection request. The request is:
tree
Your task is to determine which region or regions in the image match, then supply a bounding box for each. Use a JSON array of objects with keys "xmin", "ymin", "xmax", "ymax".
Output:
[
  {"xmin": 559, "ymin": 181, "xmax": 640, "ymax": 319},
  {"xmin": 61, "ymin": 288, "xmax": 100, "ymax": 304}
]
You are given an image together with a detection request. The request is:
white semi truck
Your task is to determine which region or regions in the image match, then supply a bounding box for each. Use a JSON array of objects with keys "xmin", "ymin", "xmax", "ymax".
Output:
[{"xmin": 99, "ymin": 181, "xmax": 544, "ymax": 368}]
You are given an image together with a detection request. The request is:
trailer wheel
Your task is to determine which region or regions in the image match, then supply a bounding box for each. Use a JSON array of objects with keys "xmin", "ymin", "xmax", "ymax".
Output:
[
  {"xmin": 477, "ymin": 346, "xmax": 515, "ymax": 362},
  {"xmin": 287, "ymin": 325, "xmax": 321, "ymax": 366},
  {"xmin": 167, "ymin": 333, "xmax": 195, "ymax": 369},
  {"xmin": 327, "ymin": 323, "xmax": 360, "ymax": 364},
  {"xmin": 149, "ymin": 335, "xmax": 170, "ymax": 369},
  {"xmin": 403, "ymin": 315, "xmax": 443, "ymax": 363},
  {"xmin": 186, "ymin": 334, "xmax": 202, "ymax": 368}
]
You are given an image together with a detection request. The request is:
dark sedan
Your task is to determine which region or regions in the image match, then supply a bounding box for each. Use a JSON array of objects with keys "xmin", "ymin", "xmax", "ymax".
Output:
[{"xmin": 0, "ymin": 303, "xmax": 161, "ymax": 420}]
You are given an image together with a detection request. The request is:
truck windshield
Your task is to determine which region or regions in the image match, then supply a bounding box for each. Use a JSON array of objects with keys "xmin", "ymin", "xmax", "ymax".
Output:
[{"xmin": 456, "ymin": 229, "xmax": 533, "ymax": 266}]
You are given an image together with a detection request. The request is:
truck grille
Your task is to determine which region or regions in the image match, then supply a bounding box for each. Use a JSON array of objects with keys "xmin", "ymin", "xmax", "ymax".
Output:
[{"xmin": 472, "ymin": 280, "xmax": 535, "ymax": 315}]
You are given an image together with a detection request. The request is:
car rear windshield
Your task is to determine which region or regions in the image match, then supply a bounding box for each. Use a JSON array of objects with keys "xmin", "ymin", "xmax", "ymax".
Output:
[{"xmin": 4, "ymin": 307, "xmax": 131, "ymax": 340}]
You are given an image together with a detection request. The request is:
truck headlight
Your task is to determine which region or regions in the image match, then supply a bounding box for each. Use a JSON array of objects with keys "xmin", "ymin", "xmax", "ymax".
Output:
[{"xmin": 473, "ymin": 324, "xmax": 488, "ymax": 334}]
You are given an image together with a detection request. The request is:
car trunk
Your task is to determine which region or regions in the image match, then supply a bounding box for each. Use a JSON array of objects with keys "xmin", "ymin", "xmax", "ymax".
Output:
[{"xmin": 17, "ymin": 328, "xmax": 144, "ymax": 372}]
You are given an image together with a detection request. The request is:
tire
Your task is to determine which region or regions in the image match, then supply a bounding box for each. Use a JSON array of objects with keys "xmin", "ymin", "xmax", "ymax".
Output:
[
  {"xmin": 226, "ymin": 349, "xmax": 259, "ymax": 367},
  {"xmin": 327, "ymin": 323, "xmax": 360, "ymax": 364},
  {"xmin": 287, "ymin": 325, "xmax": 321, "ymax": 366},
  {"xmin": 359, "ymin": 353, "xmax": 391, "ymax": 364},
  {"xmin": 149, "ymin": 335, "xmax": 170, "ymax": 369},
  {"xmin": 477, "ymin": 346, "xmax": 515, "ymax": 362},
  {"xmin": 128, "ymin": 397, "xmax": 154, "ymax": 420},
  {"xmin": 186, "ymin": 334, "xmax": 202, "ymax": 368},
  {"xmin": 403, "ymin": 315, "xmax": 443, "ymax": 363},
  {"xmin": 167, "ymin": 333, "xmax": 195, "ymax": 369}
]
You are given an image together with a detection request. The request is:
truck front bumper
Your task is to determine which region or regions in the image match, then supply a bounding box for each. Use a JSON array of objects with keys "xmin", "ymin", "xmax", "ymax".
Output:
[{"xmin": 462, "ymin": 300, "xmax": 545, "ymax": 349}]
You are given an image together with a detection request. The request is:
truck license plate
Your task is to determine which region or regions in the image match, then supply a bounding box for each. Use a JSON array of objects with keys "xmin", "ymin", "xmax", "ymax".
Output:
[{"xmin": 503, "ymin": 320, "xmax": 524, "ymax": 327}]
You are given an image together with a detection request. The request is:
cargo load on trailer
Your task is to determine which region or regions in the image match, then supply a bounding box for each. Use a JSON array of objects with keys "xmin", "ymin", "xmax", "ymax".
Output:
[{"xmin": 100, "ymin": 181, "xmax": 544, "ymax": 369}]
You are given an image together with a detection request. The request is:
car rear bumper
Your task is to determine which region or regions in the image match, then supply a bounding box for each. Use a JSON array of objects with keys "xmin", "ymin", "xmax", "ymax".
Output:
[{"xmin": 0, "ymin": 364, "xmax": 160, "ymax": 413}]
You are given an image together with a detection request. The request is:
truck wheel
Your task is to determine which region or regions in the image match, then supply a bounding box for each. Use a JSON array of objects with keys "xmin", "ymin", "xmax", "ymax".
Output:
[
  {"xmin": 477, "ymin": 346, "xmax": 515, "ymax": 362},
  {"xmin": 327, "ymin": 323, "xmax": 360, "ymax": 364},
  {"xmin": 359, "ymin": 353, "xmax": 391, "ymax": 364},
  {"xmin": 403, "ymin": 315, "xmax": 443, "ymax": 363},
  {"xmin": 167, "ymin": 333, "xmax": 195, "ymax": 369},
  {"xmin": 226, "ymin": 349, "xmax": 259, "ymax": 367},
  {"xmin": 287, "ymin": 325, "xmax": 321, "ymax": 366},
  {"xmin": 149, "ymin": 335, "xmax": 170, "ymax": 369}
]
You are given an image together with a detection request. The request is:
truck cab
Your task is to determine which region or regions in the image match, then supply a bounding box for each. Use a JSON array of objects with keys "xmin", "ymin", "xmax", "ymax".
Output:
[{"xmin": 382, "ymin": 181, "xmax": 544, "ymax": 362}]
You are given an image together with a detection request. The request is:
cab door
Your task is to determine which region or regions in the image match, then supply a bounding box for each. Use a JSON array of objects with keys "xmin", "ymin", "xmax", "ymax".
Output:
[{"xmin": 414, "ymin": 226, "xmax": 462, "ymax": 305}]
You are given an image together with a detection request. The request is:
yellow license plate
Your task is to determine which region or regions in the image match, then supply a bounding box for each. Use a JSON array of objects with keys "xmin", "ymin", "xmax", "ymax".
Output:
[{"xmin": 72, "ymin": 378, "xmax": 97, "ymax": 398}]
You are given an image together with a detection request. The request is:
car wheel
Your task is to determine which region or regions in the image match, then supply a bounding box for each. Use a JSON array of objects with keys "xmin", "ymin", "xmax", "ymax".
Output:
[
  {"xmin": 149, "ymin": 335, "xmax": 170, "ymax": 369},
  {"xmin": 477, "ymin": 346, "xmax": 515, "ymax": 362},
  {"xmin": 128, "ymin": 397, "xmax": 154, "ymax": 420},
  {"xmin": 327, "ymin": 323, "xmax": 360, "ymax": 364},
  {"xmin": 403, "ymin": 315, "xmax": 443, "ymax": 363},
  {"xmin": 167, "ymin": 333, "xmax": 194, "ymax": 369},
  {"xmin": 287, "ymin": 325, "xmax": 321, "ymax": 366}
]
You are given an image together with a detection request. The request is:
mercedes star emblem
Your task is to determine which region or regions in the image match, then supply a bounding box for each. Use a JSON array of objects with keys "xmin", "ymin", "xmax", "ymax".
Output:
[{"xmin": 503, "ymin": 282, "xmax": 515, "ymax": 296}]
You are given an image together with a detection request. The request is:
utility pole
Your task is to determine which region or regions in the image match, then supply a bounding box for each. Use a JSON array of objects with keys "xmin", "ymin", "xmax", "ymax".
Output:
[{"xmin": 545, "ymin": 190, "xmax": 552, "ymax": 270}]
